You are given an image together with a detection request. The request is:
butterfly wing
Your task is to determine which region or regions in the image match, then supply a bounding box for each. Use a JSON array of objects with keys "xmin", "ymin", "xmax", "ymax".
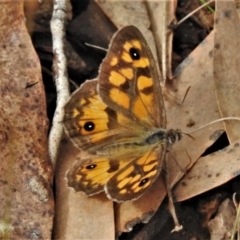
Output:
[
  {"xmin": 67, "ymin": 144, "xmax": 165, "ymax": 201},
  {"xmin": 98, "ymin": 25, "xmax": 166, "ymax": 129},
  {"xmin": 105, "ymin": 145, "xmax": 166, "ymax": 202},
  {"xmin": 64, "ymin": 80, "xmax": 145, "ymax": 153},
  {"xmin": 67, "ymin": 156, "xmax": 132, "ymax": 195}
]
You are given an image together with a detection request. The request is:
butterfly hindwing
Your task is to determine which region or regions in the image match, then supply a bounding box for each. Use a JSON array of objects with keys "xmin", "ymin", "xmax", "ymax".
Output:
[
  {"xmin": 67, "ymin": 152, "xmax": 145, "ymax": 197},
  {"xmin": 67, "ymin": 144, "xmax": 166, "ymax": 201},
  {"xmin": 105, "ymin": 145, "xmax": 166, "ymax": 202}
]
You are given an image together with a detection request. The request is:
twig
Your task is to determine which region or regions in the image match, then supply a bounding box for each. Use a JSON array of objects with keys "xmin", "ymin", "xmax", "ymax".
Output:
[
  {"xmin": 231, "ymin": 193, "xmax": 240, "ymax": 240},
  {"xmin": 49, "ymin": 0, "xmax": 70, "ymax": 168},
  {"xmin": 176, "ymin": 0, "xmax": 215, "ymax": 27}
]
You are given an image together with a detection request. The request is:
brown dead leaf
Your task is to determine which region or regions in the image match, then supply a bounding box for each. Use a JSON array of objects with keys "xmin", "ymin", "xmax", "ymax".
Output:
[
  {"xmin": 0, "ymin": 1, "xmax": 54, "ymax": 239},
  {"xmin": 145, "ymin": 0, "xmax": 177, "ymax": 81},
  {"xmin": 54, "ymin": 137, "xmax": 115, "ymax": 239},
  {"xmin": 167, "ymin": 30, "xmax": 222, "ymax": 188},
  {"xmin": 174, "ymin": 139, "xmax": 240, "ymax": 202},
  {"xmin": 214, "ymin": 0, "xmax": 240, "ymax": 143},
  {"xmin": 68, "ymin": 0, "xmax": 117, "ymax": 50}
]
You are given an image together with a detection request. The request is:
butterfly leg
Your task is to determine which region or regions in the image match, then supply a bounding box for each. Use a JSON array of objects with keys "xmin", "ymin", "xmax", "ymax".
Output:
[{"xmin": 164, "ymin": 153, "xmax": 183, "ymax": 232}]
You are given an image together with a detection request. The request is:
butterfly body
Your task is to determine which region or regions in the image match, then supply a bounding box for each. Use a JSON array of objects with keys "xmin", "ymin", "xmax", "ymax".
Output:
[
  {"xmin": 95, "ymin": 128, "xmax": 179, "ymax": 155},
  {"xmin": 64, "ymin": 26, "xmax": 181, "ymax": 202}
]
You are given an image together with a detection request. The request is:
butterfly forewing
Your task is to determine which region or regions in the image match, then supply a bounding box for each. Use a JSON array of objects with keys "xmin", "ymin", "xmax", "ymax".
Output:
[
  {"xmin": 64, "ymin": 80, "xmax": 146, "ymax": 153},
  {"xmin": 98, "ymin": 26, "xmax": 166, "ymax": 129}
]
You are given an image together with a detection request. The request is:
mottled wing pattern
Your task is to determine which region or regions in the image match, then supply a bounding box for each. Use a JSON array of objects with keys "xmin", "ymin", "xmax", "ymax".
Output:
[
  {"xmin": 67, "ymin": 144, "xmax": 165, "ymax": 200},
  {"xmin": 98, "ymin": 25, "xmax": 166, "ymax": 129},
  {"xmin": 67, "ymin": 156, "xmax": 132, "ymax": 195},
  {"xmin": 105, "ymin": 145, "xmax": 166, "ymax": 202},
  {"xmin": 64, "ymin": 80, "xmax": 143, "ymax": 153}
]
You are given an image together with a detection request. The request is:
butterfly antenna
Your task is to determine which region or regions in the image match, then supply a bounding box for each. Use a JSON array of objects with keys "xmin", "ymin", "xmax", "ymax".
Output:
[
  {"xmin": 187, "ymin": 117, "xmax": 240, "ymax": 134},
  {"xmin": 182, "ymin": 132, "xmax": 195, "ymax": 140}
]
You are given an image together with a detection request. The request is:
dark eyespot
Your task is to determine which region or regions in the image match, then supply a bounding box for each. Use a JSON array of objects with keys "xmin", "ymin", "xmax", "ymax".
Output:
[
  {"xmin": 139, "ymin": 178, "xmax": 149, "ymax": 187},
  {"xmin": 129, "ymin": 47, "xmax": 140, "ymax": 60},
  {"xmin": 84, "ymin": 121, "xmax": 95, "ymax": 131},
  {"xmin": 86, "ymin": 164, "xmax": 97, "ymax": 170}
]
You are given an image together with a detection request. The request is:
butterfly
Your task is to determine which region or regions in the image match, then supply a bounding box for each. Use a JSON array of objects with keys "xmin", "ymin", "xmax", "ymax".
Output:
[{"xmin": 63, "ymin": 25, "xmax": 181, "ymax": 202}]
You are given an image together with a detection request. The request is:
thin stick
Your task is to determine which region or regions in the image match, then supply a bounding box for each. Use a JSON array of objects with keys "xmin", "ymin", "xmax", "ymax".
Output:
[
  {"xmin": 85, "ymin": 42, "xmax": 107, "ymax": 52},
  {"xmin": 49, "ymin": 0, "xmax": 69, "ymax": 168},
  {"xmin": 231, "ymin": 193, "xmax": 240, "ymax": 240},
  {"xmin": 176, "ymin": 0, "xmax": 215, "ymax": 27}
]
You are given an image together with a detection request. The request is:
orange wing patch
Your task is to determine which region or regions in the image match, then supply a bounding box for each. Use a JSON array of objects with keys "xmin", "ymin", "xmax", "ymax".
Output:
[
  {"xmin": 109, "ymin": 88, "xmax": 130, "ymax": 109},
  {"xmin": 120, "ymin": 68, "xmax": 134, "ymax": 80},
  {"xmin": 110, "ymin": 57, "xmax": 118, "ymax": 66},
  {"xmin": 137, "ymin": 76, "xmax": 153, "ymax": 90},
  {"xmin": 109, "ymin": 71, "xmax": 126, "ymax": 86}
]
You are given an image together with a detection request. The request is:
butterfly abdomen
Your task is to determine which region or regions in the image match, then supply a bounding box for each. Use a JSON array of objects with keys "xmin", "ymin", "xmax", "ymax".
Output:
[
  {"xmin": 98, "ymin": 141, "xmax": 147, "ymax": 156},
  {"xmin": 145, "ymin": 130, "xmax": 166, "ymax": 145},
  {"xmin": 97, "ymin": 129, "xmax": 182, "ymax": 156}
]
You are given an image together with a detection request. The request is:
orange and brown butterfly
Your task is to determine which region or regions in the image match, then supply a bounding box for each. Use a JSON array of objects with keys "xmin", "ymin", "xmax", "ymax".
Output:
[{"xmin": 63, "ymin": 25, "xmax": 181, "ymax": 202}]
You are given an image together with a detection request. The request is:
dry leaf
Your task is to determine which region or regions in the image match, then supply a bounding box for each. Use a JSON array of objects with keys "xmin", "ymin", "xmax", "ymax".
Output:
[
  {"xmin": 54, "ymin": 138, "xmax": 115, "ymax": 239},
  {"xmin": 214, "ymin": 0, "xmax": 240, "ymax": 143},
  {"xmin": 174, "ymin": 139, "xmax": 240, "ymax": 202},
  {"xmin": 167, "ymin": 30, "xmax": 222, "ymax": 189},
  {"xmin": 145, "ymin": 0, "xmax": 177, "ymax": 81}
]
